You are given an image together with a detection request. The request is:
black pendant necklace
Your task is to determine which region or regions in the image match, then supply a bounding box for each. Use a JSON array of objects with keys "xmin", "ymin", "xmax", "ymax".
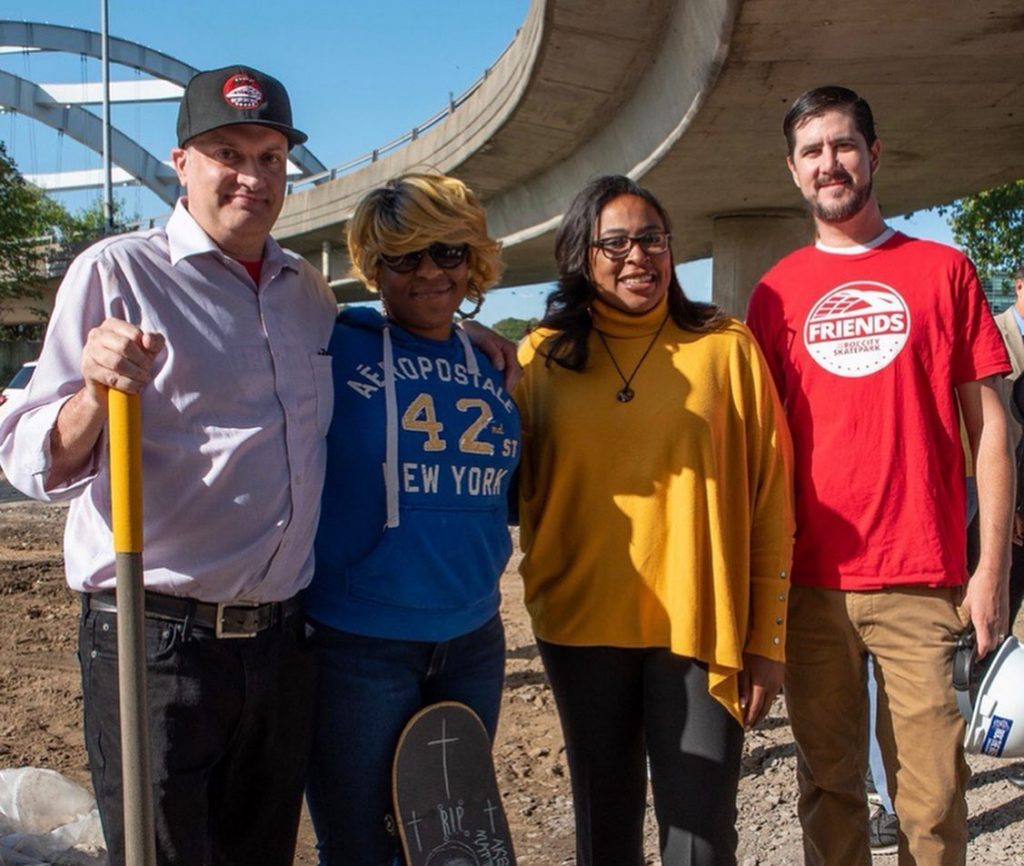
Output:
[{"xmin": 595, "ymin": 313, "xmax": 669, "ymax": 403}]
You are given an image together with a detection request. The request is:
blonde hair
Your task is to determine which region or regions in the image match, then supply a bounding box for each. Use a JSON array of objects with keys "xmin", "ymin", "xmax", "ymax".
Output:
[{"xmin": 347, "ymin": 173, "xmax": 503, "ymax": 308}]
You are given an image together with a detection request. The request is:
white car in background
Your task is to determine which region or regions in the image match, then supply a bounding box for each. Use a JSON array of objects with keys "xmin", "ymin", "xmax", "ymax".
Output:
[{"xmin": 0, "ymin": 361, "xmax": 37, "ymax": 412}]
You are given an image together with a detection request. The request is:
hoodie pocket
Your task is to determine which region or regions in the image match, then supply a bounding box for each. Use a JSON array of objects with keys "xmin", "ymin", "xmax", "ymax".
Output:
[{"xmin": 345, "ymin": 509, "xmax": 509, "ymax": 612}]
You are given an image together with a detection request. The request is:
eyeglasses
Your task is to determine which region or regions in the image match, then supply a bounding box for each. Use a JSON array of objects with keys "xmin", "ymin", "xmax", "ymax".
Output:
[
  {"xmin": 380, "ymin": 243, "xmax": 470, "ymax": 273},
  {"xmin": 591, "ymin": 231, "xmax": 671, "ymax": 260}
]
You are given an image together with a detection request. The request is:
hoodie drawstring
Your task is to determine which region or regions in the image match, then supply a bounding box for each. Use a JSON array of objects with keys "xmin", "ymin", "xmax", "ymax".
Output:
[
  {"xmin": 455, "ymin": 326, "xmax": 480, "ymax": 376},
  {"xmin": 382, "ymin": 328, "xmax": 401, "ymax": 529},
  {"xmin": 381, "ymin": 323, "xmax": 480, "ymax": 531}
]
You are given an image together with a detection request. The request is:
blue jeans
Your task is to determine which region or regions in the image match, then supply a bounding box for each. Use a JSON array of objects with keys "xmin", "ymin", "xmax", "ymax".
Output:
[
  {"xmin": 867, "ymin": 656, "xmax": 894, "ymax": 814},
  {"xmin": 305, "ymin": 614, "xmax": 506, "ymax": 866}
]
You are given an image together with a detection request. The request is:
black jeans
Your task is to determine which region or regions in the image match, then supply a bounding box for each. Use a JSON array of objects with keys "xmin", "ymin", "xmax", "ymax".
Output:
[
  {"xmin": 78, "ymin": 602, "xmax": 316, "ymax": 866},
  {"xmin": 537, "ymin": 640, "xmax": 744, "ymax": 866}
]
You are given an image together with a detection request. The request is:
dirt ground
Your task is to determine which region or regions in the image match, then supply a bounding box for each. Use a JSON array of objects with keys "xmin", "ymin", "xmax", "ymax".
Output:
[{"xmin": 1, "ymin": 493, "xmax": 1022, "ymax": 865}]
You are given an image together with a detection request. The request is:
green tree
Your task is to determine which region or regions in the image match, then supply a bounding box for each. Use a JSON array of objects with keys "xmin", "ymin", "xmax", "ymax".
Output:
[
  {"xmin": 61, "ymin": 196, "xmax": 136, "ymax": 250},
  {"xmin": 491, "ymin": 316, "xmax": 537, "ymax": 342},
  {"xmin": 0, "ymin": 145, "xmax": 137, "ymax": 332},
  {"xmin": 945, "ymin": 179, "xmax": 1024, "ymax": 279},
  {"xmin": 0, "ymin": 141, "xmax": 68, "ymax": 319}
]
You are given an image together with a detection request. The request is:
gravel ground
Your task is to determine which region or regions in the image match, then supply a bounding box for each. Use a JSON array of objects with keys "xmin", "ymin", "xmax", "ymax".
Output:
[{"xmin": 0, "ymin": 493, "xmax": 1021, "ymax": 864}]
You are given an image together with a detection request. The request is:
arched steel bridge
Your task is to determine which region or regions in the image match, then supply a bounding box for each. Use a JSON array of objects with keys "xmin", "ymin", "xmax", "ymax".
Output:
[{"xmin": 0, "ymin": 20, "xmax": 326, "ymax": 205}]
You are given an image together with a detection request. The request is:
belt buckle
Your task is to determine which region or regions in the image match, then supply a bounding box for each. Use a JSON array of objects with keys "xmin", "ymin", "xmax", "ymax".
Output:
[{"xmin": 215, "ymin": 600, "xmax": 262, "ymax": 639}]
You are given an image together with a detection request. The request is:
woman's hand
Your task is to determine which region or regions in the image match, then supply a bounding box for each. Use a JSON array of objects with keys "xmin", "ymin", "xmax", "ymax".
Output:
[{"xmin": 738, "ymin": 652, "xmax": 784, "ymax": 730}]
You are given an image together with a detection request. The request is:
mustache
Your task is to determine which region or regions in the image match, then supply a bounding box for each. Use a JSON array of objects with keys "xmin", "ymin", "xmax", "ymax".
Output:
[{"xmin": 816, "ymin": 169, "xmax": 853, "ymax": 189}]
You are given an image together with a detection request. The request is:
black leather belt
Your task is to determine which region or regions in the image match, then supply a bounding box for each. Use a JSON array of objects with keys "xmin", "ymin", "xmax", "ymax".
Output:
[{"xmin": 85, "ymin": 590, "xmax": 302, "ymax": 638}]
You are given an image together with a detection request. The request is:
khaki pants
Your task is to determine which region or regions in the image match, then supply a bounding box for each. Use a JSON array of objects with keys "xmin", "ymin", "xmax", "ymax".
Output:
[{"xmin": 785, "ymin": 584, "xmax": 971, "ymax": 866}]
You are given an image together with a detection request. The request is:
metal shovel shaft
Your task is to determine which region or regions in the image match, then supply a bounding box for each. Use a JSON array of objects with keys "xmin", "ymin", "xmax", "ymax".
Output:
[{"xmin": 108, "ymin": 389, "xmax": 156, "ymax": 866}]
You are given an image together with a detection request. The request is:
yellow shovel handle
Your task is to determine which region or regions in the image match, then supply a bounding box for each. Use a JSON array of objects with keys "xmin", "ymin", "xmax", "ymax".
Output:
[
  {"xmin": 107, "ymin": 387, "xmax": 156, "ymax": 866},
  {"xmin": 108, "ymin": 389, "xmax": 143, "ymax": 552}
]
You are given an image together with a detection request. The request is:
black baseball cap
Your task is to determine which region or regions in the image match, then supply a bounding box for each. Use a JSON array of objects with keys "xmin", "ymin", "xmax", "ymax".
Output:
[{"xmin": 176, "ymin": 65, "xmax": 308, "ymax": 148}]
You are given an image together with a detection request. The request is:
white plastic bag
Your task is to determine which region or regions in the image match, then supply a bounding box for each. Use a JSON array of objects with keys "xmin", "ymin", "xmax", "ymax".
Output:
[{"xmin": 0, "ymin": 768, "xmax": 105, "ymax": 865}]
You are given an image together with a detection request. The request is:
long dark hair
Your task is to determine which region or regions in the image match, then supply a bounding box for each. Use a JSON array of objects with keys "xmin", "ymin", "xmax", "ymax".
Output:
[{"xmin": 538, "ymin": 175, "xmax": 724, "ymax": 371}]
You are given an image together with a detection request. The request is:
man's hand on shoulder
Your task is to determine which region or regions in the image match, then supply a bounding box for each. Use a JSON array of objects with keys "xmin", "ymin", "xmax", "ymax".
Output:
[{"xmin": 460, "ymin": 320, "xmax": 522, "ymax": 391}]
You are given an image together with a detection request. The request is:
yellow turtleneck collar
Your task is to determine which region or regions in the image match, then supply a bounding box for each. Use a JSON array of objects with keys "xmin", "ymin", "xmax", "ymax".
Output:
[{"xmin": 590, "ymin": 293, "xmax": 670, "ymax": 339}]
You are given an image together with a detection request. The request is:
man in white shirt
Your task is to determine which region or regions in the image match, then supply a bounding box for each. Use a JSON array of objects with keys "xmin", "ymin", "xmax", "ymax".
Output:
[
  {"xmin": 994, "ymin": 266, "xmax": 1024, "ymax": 382},
  {"xmin": 991, "ymin": 265, "xmax": 1024, "ymax": 769},
  {"xmin": 0, "ymin": 65, "xmax": 336, "ymax": 866}
]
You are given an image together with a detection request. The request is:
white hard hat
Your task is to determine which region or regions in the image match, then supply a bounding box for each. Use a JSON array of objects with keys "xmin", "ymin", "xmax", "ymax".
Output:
[{"xmin": 954, "ymin": 634, "xmax": 1024, "ymax": 758}]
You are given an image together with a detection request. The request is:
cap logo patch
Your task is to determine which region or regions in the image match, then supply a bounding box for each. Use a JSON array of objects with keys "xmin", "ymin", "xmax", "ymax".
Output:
[
  {"xmin": 222, "ymin": 73, "xmax": 265, "ymax": 110},
  {"xmin": 803, "ymin": 281, "xmax": 910, "ymax": 378}
]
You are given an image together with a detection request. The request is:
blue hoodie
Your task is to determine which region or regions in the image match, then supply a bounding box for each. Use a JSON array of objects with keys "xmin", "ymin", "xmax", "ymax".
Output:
[{"xmin": 305, "ymin": 307, "xmax": 520, "ymax": 641}]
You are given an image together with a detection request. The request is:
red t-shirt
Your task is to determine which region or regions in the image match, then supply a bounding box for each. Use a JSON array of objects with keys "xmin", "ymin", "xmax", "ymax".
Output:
[
  {"xmin": 747, "ymin": 230, "xmax": 1009, "ymax": 590},
  {"xmin": 238, "ymin": 258, "xmax": 263, "ymax": 284}
]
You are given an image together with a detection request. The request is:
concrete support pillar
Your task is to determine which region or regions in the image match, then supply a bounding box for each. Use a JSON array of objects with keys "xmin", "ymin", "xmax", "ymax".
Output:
[
  {"xmin": 321, "ymin": 240, "xmax": 332, "ymax": 281},
  {"xmin": 711, "ymin": 211, "xmax": 812, "ymax": 318}
]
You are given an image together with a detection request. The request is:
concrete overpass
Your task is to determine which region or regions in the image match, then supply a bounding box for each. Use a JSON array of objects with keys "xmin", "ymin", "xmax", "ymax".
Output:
[{"xmin": 274, "ymin": 0, "xmax": 1024, "ymax": 315}]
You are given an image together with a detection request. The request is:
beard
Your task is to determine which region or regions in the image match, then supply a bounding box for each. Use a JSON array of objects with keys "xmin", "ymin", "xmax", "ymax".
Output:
[{"xmin": 810, "ymin": 172, "xmax": 873, "ymax": 224}]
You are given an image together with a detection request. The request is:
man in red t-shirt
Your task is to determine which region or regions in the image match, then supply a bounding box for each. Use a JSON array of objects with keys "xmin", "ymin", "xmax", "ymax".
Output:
[{"xmin": 747, "ymin": 86, "xmax": 1013, "ymax": 865}]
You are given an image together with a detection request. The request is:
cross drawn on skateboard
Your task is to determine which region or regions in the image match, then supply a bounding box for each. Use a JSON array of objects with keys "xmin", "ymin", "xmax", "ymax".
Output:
[{"xmin": 392, "ymin": 702, "xmax": 517, "ymax": 866}]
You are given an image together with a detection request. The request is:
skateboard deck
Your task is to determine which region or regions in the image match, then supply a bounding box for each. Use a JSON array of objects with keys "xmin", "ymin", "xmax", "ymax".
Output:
[{"xmin": 392, "ymin": 701, "xmax": 516, "ymax": 866}]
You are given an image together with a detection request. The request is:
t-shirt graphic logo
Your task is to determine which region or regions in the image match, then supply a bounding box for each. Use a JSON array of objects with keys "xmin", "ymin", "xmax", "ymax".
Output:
[{"xmin": 803, "ymin": 281, "xmax": 911, "ymax": 377}]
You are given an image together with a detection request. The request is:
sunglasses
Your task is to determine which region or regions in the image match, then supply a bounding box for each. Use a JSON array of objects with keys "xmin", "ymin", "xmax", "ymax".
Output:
[
  {"xmin": 380, "ymin": 243, "xmax": 470, "ymax": 273},
  {"xmin": 591, "ymin": 231, "xmax": 671, "ymax": 260}
]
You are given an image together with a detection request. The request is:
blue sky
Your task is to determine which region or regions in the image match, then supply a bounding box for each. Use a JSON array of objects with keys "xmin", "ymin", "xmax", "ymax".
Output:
[{"xmin": 0, "ymin": 0, "xmax": 958, "ymax": 324}]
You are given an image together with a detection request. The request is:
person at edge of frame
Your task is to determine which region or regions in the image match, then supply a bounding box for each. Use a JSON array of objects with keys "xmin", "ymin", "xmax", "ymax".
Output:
[{"xmin": 987, "ymin": 261, "xmax": 1024, "ymax": 791}]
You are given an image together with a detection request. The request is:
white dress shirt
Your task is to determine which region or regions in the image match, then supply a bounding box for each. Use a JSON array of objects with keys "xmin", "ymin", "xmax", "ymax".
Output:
[{"xmin": 0, "ymin": 200, "xmax": 336, "ymax": 601}]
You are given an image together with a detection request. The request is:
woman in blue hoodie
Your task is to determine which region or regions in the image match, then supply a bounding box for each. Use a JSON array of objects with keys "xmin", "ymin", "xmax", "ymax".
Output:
[{"xmin": 304, "ymin": 173, "xmax": 520, "ymax": 866}]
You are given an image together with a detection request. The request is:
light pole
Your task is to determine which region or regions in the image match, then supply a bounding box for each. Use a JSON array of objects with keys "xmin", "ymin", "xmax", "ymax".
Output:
[{"xmin": 100, "ymin": 0, "xmax": 114, "ymax": 233}]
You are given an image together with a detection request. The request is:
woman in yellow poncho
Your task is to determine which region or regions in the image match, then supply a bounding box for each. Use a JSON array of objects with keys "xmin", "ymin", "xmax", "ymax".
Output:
[{"xmin": 515, "ymin": 175, "xmax": 795, "ymax": 866}]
